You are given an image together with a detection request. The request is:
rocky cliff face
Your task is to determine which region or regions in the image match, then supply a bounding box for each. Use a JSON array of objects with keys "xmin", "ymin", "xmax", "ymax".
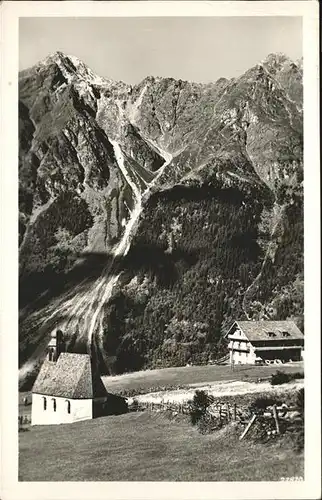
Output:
[{"xmin": 19, "ymin": 52, "xmax": 303, "ymax": 381}]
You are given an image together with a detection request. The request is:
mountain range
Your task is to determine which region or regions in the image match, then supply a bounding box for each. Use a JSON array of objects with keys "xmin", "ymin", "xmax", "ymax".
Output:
[{"xmin": 19, "ymin": 51, "xmax": 303, "ymax": 384}]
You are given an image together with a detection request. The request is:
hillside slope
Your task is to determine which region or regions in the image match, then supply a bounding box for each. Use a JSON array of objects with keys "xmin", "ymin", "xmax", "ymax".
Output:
[
  {"xmin": 19, "ymin": 52, "xmax": 303, "ymax": 381},
  {"xmin": 19, "ymin": 411, "xmax": 303, "ymax": 481}
]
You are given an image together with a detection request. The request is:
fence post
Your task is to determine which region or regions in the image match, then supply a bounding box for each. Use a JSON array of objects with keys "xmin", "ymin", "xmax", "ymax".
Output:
[
  {"xmin": 219, "ymin": 405, "xmax": 222, "ymax": 424},
  {"xmin": 226, "ymin": 403, "xmax": 230, "ymax": 423},
  {"xmin": 233, "ymin": 403, "xmax": 237, "ymax": 421},
  {"xmin": 239, "ymin": 414, "xmax": 257, "ymax": 441},
  {"xmin": 272, "ymin": 404, "xmax": 280, "ymax": 434}
]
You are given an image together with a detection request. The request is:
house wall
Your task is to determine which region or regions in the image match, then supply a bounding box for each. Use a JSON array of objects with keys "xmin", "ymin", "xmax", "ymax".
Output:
[
  {"xmin": 31, "ymin": 394, "xmax": 92, "ymax": 425},
  {"xmin": 228, "ymin": 327, "xmax": 256, "ymax": 365},
  {"xmin": 230, "ymin": 346, "xmax": 257, "ymax": 365}
]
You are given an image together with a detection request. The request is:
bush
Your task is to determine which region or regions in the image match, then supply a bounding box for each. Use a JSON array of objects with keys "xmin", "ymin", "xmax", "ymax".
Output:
[
  {"xmin": 197, "ymin": 412, "xmax": 223, "ymax": 434},
  {"xmin": 288, "ymin": 389, "xmax": 304, "ymax": 452},
  {"xmin": 293, "ymin": 426, "xmax": 304, "ymax": 452},
  {"xmin": 271, "ymin": 370, "xmax": 291, "ymax": 385},
  {"xmin": 247, "ymin": 415, "xmax": 278, "ymax": 443},
  {"xmin": 189, "ymin": 390, "xmax": 214, "ymax": 425},
  {"xmin": 249, "ymin": 396, "xmax": 282, "ymax": 414},
  {"xmin": 295, "ymin": 387, "xmax": 304, "ymax": 414},
  {"xmin": 271, "ymin": 370, "xmax": 304, "ymax": 386}
]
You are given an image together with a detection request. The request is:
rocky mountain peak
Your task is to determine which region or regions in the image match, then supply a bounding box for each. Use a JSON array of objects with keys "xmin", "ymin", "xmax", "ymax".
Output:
[
  {"xmin": 262, "ymin": 52, "xmax": 291, "ymax": 68},
  {"xmin": 40, "ymin": 51, "xmax": 115, "ymax": 89}
]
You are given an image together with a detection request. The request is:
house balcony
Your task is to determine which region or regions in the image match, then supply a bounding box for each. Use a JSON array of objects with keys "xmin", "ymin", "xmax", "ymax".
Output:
[
  {"xmin": 254, "ymin": 346, "xmax": 303, "ymax": 352},
  {"xmin": 228, "ymin": 344, "xmax": 250, "ymax": 353}
]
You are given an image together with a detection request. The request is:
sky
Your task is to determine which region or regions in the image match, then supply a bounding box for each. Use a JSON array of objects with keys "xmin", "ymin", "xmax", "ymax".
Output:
[{"xmin": 19, "ymin": 17, "xmax": 302, "ymax": 84}]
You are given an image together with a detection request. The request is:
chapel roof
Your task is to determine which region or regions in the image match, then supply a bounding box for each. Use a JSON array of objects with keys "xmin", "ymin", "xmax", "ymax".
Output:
[{"xmin": 32, "ymin": 352, "xmax": 108, "ymax": 399}]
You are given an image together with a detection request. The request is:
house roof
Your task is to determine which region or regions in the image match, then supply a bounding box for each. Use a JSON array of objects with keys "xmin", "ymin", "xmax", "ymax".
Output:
[
  {"xmin": 32, "ymin": 353, "xmax": 108, "ymax": 399},
  {"xmin": 226, "ymin": 320, "xmax": 303, "ymax": 342},
  {"xmin": 254, "ymin": 345, "xmax": 303, "ymax": 351}
]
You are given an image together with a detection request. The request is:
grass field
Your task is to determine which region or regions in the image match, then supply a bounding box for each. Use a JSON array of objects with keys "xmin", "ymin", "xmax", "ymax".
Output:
[
  {"xmin": 19, "ymin": 363, "xmax": 304, "ymax": 481},
  {"xmin": 19, "ymin": 411, "xmax": 303, "ymax": 481},
  {"xmin": 101, "ymin": 362, "xmax": 304, "ymax": 394},
  {"xmin": 19, "ymin": 362, "xmax": 304, "ymax": 412}
]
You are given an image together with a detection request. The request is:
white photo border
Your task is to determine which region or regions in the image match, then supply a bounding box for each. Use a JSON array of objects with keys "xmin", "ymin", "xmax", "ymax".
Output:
[{"xmin": 0, "ymin": 2, "xmax": 320, "ymax": 499}]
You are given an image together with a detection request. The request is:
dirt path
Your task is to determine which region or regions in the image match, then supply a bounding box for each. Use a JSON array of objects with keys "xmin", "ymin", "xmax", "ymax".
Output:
[{"xmin": 130, "ymin": 379, "xmax": 304, "ymax": 404}]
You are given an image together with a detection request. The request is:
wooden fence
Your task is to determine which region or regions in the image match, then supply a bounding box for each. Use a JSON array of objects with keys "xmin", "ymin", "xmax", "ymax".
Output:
[
  {"xmin": 130, "ymin": 400, "xmax": 246, "ymax": 423},
  {"xmin": 132, "ymin": 400, "xmax": 191, "ymax": 415},
  {"xmin": 129, "ymin": 399, "xmax": 300, "ymax": 436}
]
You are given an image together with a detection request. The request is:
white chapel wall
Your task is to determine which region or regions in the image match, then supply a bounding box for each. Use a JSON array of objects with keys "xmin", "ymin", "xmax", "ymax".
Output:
[
  {"xmin": 31, "ymin": 394, "xmax": 92, "ymax": 425},
  {"xmin": 72, "ymin": 398, "xmax": 93, "ymax": 422}
]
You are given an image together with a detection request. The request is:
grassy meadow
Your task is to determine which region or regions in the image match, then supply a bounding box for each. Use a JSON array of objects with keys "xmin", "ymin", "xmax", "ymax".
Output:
[
  {"xmin": 101, "ymin": 362, "xmax": 304, "ymax": 394},
  {"xmin": 19, "ymin": 411, "xmax": 303, "ymax": 482},
  {"xmin": 19, "ymin": 362, "xmax": 304, "ymax": 481},
  {"xmin": 19, "ymin": 362, "xmax": 304, "ymax": 405}
]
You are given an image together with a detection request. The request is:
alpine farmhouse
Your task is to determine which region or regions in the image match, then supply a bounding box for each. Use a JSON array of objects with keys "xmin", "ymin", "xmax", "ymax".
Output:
[
  {"xmin": 31, "ymin": 331, "xmax": 127, "ymax": 426},
  {"xmin": 225, "ymin": 320, "xmax": 304, "ymax": 365}
]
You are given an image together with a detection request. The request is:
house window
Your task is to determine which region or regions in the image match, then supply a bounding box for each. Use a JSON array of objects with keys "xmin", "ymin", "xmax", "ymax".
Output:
[
  {"xmin": 282, "ymin": 331, "xmax": 290, "ymax": 337},
  {"xmin": 267, "ymin": 331, "xmax": 276, "ymax": 338},
  {"xmin": 52, "ymin": 398, "xmax": 56, "ymax": 412},
  {"xmin": 43, "ymin": 397, "xmax": 47, "ymax": 410},
  {"xmin": 66, "ymin": 400, "xmax": 71, "ymax": 414}
]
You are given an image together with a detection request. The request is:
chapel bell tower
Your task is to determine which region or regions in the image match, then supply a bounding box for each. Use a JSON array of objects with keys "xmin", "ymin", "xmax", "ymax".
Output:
[{"xmin": 47, "ymin": 330, "xmax": 65, "ymax": 362}]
